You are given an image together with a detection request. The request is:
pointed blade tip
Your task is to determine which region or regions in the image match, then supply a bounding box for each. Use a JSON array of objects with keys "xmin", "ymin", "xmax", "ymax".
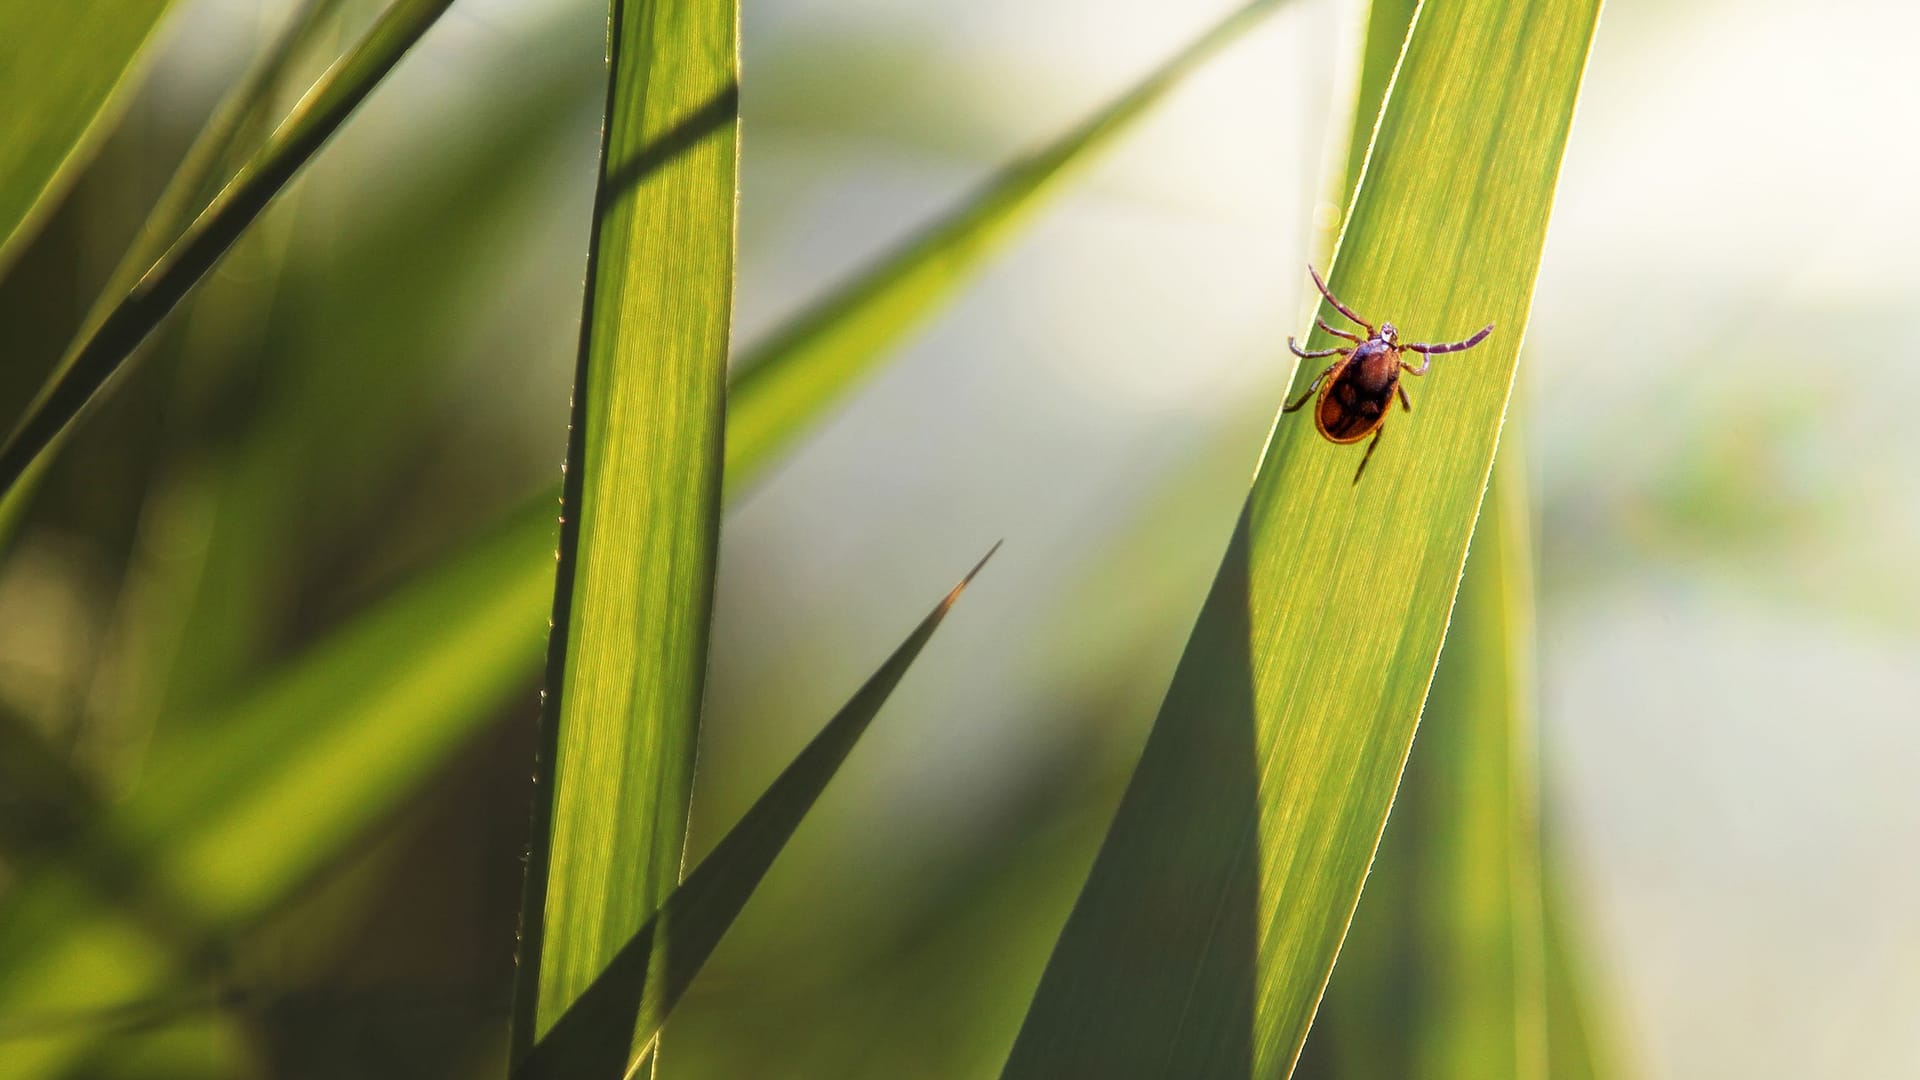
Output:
[{"xmin": 939, "ymin": 539, "xmax": 1004, "ymax": 613}]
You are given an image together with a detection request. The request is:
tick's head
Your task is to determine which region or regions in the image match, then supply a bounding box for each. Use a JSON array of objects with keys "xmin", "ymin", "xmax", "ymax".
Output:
[{"xmin": 1378, "ymin": 322, "xmax": 1399, "ymax": 345}]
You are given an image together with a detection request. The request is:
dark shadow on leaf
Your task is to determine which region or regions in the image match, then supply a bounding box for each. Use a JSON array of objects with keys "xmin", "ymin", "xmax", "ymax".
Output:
[
  {"xmin": 601, "ymin": 82, "xmax": 738, "ymax": 207},
  {"xmin": 1001, "ymin": 513, "xmax": 1260, "ymax": 1078}
]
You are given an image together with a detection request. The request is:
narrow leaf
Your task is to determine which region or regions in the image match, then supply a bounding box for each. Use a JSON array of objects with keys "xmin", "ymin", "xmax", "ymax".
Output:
[
  {"xmin": 0, "ymin": 0, "xmax": 459, "ymax": 498},
  {"xmin": 510, "ymin": 0, "xmax": 740, "ymax": 1061},
  {"xmin": 1297, "ymin": 448, "xmax": 1548, "ymax": 1080},
  {"xmin": 518, "ymin": 547, "xmax": 996, "ymax": 1080},
  {"xmin": 1338, "ymin": 0, "xmax": 1419, "ymax": 203},
  {"xmin": 93, "ymin": 0, "xmax": 344, "ymax": 328},
  {"xmin": 722, "ymin": 0, "xmax": 1291, "ymax": 491},
  {"xmin": 1002, "ymin": 3, "xmax": 1603, "ymax": 1075},
  {"xmin": 0, "ymin": 1, "xmax": 179, "ymax": 274}
]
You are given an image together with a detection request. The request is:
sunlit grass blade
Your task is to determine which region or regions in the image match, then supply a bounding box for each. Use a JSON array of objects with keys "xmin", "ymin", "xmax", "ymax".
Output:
[
  {"xmin": 0, "ymin": 0, "xmax": 459, "ymax": 499},
  {"xmin": 0, "ymin": 504, "xmax": 556, "ymax": 1078},
  {"xmin": 1000, "ymin": 4, "xmax": 1603, "ymax": 1075},
  {"xmin": 508, "ymin": 0, "xmax": 739, "ymax": 1063},
  {"xmin": 0, "ymin": 1, "xmax": 179, "ymax": 276},
  {"xmin": 517, "ymin": 547, "xmax": 996, "ymax": 1080},
  {"xmin": 1296, "ymin": 449, "xmax": 1547, "ymax": 1080},
  {"xmin": 1338, "ymin": 0, "xmax": 1418, "ymax": 203},
  {"xmin": 722, "ymin": 0, "xmax": 1291, "ymax": 491}
]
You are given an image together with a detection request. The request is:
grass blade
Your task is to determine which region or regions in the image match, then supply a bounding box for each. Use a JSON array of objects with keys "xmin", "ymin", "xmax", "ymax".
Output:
[
  {"xmin": 1296, "ymin": 449, "xmax": 1547, "ymax": 1080},
  {"xmin": 0, "ymin": 0, "xmax": 179, "ymax": 275},
  {"xmin": 722, "ymin": 0, "xmax": 1291, "ymax": 491},
  {"xmin": 517, "ymin": 548, "xmax": 996, "ymax": 1080},
  {"xmin": 1000, "ymin": 3, "xmax": 1603, "ymax": 1075},
  {"xmin": 95, "ymin": 0, "xmax": 344, "ymax": 328},
  {"xmin": 1338, "ymin": 0, "xmax": 1419, "ymax": 204},
  {"xmin": 509, "ymin": 0, "xmax": 740, "ymax": 1062},
  {"xmin": 0, "ymin": 0, "xmax": 458, "ymax": 499}
]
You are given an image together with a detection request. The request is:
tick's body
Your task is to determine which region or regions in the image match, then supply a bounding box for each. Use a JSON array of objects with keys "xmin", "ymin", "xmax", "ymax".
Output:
[{"xmin": 1284, "ymin": 265, "xmax": 1495, "ymax": 483}]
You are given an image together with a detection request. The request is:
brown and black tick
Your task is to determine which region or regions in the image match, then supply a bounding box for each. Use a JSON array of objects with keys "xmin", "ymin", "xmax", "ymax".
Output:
[{"xmin": 1284, "ymin": 265, "xmax": 1495, "ymax": 484}]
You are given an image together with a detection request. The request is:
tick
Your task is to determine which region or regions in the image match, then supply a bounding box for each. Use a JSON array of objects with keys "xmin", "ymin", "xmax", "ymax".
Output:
[{"xmin": 1283, "ymin": 265, "xmax": 1495, "ymax": 484}]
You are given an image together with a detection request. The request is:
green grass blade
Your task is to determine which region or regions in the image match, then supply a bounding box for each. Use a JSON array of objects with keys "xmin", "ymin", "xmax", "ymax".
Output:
[
  {"xmin": 0, "ymin": 504, "xmax": 556, "ymax": 1078},
  {"xmin": 510, "ymin": 0, "xmax": 739, "ymax": 1062},
  {"xmin": 517, "ymin": 548, "xmax": 995, "ymax": 1080},
  {"xmin": 722, "ymin": 0, "xmax": 1290, "ymax": 491},
  {"xmin": 1296, "ymin": 449, "xmax": 1547, "ymax": 1080},
  {"xmin": 0, "ymin": 0, "xmax": 458, "ymax": 499},
  {"xmin": 1338, "ymin": 0, "xmax": 1418, "ymax": 204},
  {"xmin": 93, "ymin": 0, "xmax": 343, "ymax": 328},
  {"xmin": 0, "ymin": 0, "xmax": 179, "ymax": 275},
  {"xmin": 1000, "ymin": 4, "xmax": 1602, "ymax": 1075}
]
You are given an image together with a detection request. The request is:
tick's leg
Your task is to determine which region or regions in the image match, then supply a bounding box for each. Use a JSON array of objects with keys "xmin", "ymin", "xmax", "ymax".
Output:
[
  {"xmin": 1406, "ymin": 323, "xmax": 1495, "ymax": 355},
  {"xmin": 1288, "ymin": 337, "xmax": 1345, "ymax": 360},
  {"xmin": 1307, "ymin": 264, "xmax": 1373, "ymax": 332},
  {"xmin": 1316, "ymin": 317, "xmax": 1364, "ymax": 344},
  {"xmin": 1398, "ymin": 384, "xmax": 1412, "ymax": 412},
  {"xmin": 1401, "ymin": 355, "xmax": 1430, "ymax": 377},
  {"xmin": 1284, "ymin": 361, "xmax": 1341, "ymax": 412},
  {"xmin": 1353, "ymin": 426, "xmax": 1384, "ymax": 485}
]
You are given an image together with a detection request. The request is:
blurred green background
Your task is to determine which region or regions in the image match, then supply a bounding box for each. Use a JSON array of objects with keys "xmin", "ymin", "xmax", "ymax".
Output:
[{"xmin": 1, "ymin": 0, "xmax": 1915, "ymax": 1077}]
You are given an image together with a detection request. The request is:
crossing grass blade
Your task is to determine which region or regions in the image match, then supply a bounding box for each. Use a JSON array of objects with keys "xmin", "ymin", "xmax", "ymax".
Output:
[
  {"xmin": 507, "ymin": 0, "xmax": 740, "ymax": 1064},
  {"xmin": 0, "ymin": 0, "xmax": 207, "ymax": 549},
  {"xmin": 95, "ymin": 0, "xmax": 343, "ymax": 332},
  {"xmin": 0, "ymin": 0, "xmax": 180, "ymax": 276},
  {"xmin": 1000, "ymin": 3, "xmax": 1603, "ymax": 1075},
  {"xmin": 1294, "ymin": 450, "xmax": 1547, "ymax": 1080},
  {"xmin": 722, "ymin": 0, "xmax": 1291, "ymax": 491},
  {"xmin": 0, "ymin": 0, "xmax": 459, "ymax": 500},
  {"xmin": 0, "ymin": 504, "xmax": 557, "ymax": 1079},
  {"xmin": 516, "ymin": 548, "xmax": 995, "ymax": 1080}
]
